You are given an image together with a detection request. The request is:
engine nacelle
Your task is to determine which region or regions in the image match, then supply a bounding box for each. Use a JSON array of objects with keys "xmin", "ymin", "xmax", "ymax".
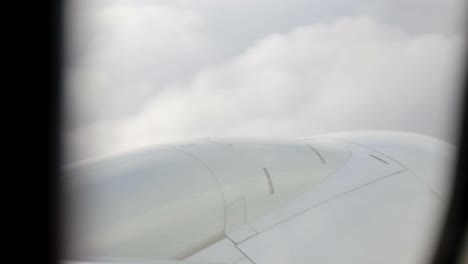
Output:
[{"xmin": 64, "ymin": 137, "xmax": 350, "ymax": 260}]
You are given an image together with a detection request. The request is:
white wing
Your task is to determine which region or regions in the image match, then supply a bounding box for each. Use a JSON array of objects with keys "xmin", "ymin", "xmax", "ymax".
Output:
[{"xmin": 63, "ymin": 131, "xmax": 455, "ymax": 264}]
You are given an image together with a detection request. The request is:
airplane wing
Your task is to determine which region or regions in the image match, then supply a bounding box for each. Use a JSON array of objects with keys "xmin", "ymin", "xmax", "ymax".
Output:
[{"xmin": 63, "ymin": 131, "xmax": 455, "ymax": 264}]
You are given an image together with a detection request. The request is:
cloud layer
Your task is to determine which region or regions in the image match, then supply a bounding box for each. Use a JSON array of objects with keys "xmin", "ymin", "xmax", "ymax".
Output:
[{"xmin": 65, "ymin": 15, "xmax": 465, "ymax": 163}]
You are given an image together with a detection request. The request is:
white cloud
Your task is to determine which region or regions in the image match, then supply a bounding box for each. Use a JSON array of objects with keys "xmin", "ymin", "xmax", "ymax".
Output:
[
  {"xmin": 65, "ymin": 3, "xmax": 212, "ymax": 127},
  {"xmin": 65, "ymin": 16, "xmax": 465, "ymax": 163},
  {"xmin": 65, "ymin": 0, "xmax": 467, "ymax": 129}
]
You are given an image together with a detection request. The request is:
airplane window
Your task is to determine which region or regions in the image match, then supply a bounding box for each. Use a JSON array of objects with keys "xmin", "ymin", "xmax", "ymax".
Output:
[{"xmin": 59, "ymin": 0, "xmax": 467, "ymax": 263}]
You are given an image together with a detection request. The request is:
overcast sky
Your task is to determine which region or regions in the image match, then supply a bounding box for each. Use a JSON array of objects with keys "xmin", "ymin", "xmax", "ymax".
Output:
[{"xmin": 63, "ymin": 0, "xmax": 467, "ymax": 164}]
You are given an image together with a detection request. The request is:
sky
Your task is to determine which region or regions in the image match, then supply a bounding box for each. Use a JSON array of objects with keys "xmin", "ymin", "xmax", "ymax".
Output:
[{"xmin": 63, "ymin": 0, "xmax": 467, "ymax": 164}]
